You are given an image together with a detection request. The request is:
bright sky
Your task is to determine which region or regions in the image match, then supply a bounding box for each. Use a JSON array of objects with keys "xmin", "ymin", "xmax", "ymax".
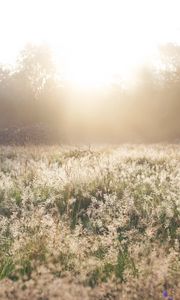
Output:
[{"xmin": 0, "ymin": 0, "xmax": 180, "ymax": 87}]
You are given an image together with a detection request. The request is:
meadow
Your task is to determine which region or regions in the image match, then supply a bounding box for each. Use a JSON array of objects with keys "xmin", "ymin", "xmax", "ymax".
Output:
[{"xmin": 0, "ymin": 144, "xmax": 180, "ymax": 299}]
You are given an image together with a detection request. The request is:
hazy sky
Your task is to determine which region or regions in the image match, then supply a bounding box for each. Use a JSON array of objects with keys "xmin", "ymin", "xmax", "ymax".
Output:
[{"xmin": 0, "ymin": 0, "xmax": 180, "ymax": 87}]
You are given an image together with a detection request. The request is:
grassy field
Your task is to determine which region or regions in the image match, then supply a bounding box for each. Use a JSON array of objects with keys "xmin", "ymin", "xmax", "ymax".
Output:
[{"xmin": 0, "ymin": 144, "xmax": 180, "ymax": 299}]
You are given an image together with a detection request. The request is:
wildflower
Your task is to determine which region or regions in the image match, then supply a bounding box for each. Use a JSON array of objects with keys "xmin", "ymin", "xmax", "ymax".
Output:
[{"xmin": 163, "ymin": 290, "xmax": 168, "ymax": 297}]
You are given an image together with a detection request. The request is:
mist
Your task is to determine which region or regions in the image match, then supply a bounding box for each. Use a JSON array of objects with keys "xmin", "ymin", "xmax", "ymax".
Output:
[{"xmin": 0, "ymin": 43, "xmax": 180, "ymax": 144}]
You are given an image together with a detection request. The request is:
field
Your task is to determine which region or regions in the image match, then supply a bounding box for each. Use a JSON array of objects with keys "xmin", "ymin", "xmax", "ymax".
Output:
[{"xmin": 0, "ymin": 144, "xmax": 180, "ymax": 299}]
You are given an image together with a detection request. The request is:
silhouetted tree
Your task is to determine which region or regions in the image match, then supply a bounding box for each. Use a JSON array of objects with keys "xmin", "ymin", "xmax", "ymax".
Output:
[
  {"xmin": 159, "ymin": 43, "xmax": 180, "ymax": 85},
  {"xmin": 0, "ymin": 43, "xmax": 64, "ymax": 132},
  {"xmin": 15, "ymin": 43, "xmax": 57, "ymax": 100}
]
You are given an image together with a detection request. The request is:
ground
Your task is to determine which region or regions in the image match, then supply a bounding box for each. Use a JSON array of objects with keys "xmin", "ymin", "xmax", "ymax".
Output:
[{"xmin": 0, "ymin": 144, "xmax": 180, "ymax": 299}]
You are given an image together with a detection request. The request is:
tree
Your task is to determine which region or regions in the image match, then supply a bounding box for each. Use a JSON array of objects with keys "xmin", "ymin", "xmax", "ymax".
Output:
[
  {"xmin": 15, "ymin": 43, "xmax": 57, "ymax": 100},
  {"xmin": 0, "ymin": 43, "xmax": 64, "ymax": 129},
  {"xmin": 159, "ymin": 43, "xmax": 180, "ymax": 85}
]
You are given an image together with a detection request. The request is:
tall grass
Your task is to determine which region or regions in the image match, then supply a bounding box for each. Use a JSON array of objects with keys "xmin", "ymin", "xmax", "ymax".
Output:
[{"xmin": 0, "ymin": 144, "xmax": 179, "ymax": 299}]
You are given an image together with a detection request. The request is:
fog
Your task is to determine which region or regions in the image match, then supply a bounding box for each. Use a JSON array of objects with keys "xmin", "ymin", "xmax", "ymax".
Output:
[{"xmin": 0, "ymin": 43, "xmax": 180, "ymax": 144}]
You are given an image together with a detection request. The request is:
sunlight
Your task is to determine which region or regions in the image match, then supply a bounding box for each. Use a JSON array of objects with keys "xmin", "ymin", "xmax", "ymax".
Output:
[{"xmin": 0, "ymin": 0, "xmax": 180, "ymax": 87}]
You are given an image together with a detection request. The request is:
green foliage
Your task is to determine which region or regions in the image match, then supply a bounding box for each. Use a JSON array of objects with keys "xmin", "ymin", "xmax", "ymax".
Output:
[
  {"xmin": 33, "ymin": 186, "xmax": 53, "ymax": 204},
  {"xmin": 0, "ymin": 206, "xmax": 12, "ymax": 218},
  {"xmin": 156, "ymin": 207, "xmax": 180, "ymax": 244},
  {"xmin": 57, "ymin": 252, "xmax": 75, "ymax": 272},
  {"xmin": 0, "ymin": 257, "xmax": 14, "ymax": 280},
  {"xmin": 115, "ymin": 248, "xmax": 138, "ymax": 282},
  {"xmin": 92, "ymin": 245, "xmax": 108, "ymax": 260},
  {"xmin": 18, "ymin": 259, "xmax": 32, "ymax": 279},
  {"xmin": 50, "ymin": 154, "xmax": 64, "ymax": 166},
  {"xmin": 63, "ymin": 149, "xmax": 91, "ymax": 159},
  {"xmin": 10, "ymin": 188, "xmax": 22, "ymax": 206},
  {"xmin": 87, "ymin": 250, "xmax": 138, "ymax": 287},
  {"xmin": 19, "ymin": 234, "xmax": 47, "ymax": 265},
  {"xmin": 0, "ymin": 190, "xmax": 12, "ymax": 217},
  {"xmin": 56, "ymin": 184, "xmax": 92, "ymax": 229},
  {"xmin": 87, "ymin": 268, "xmax": 101, "ymax": 287}
]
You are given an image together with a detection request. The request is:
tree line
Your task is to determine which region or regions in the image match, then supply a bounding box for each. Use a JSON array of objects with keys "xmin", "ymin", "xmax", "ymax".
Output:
[{"xmin": 0, "ymin": 43, "xmax": 180, "ymax": 143}]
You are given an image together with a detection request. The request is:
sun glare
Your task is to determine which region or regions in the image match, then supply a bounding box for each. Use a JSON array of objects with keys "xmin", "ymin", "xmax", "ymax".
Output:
[{"xmin": 0, "ymin": 0, "xmax": 180, "ymax": 88}]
